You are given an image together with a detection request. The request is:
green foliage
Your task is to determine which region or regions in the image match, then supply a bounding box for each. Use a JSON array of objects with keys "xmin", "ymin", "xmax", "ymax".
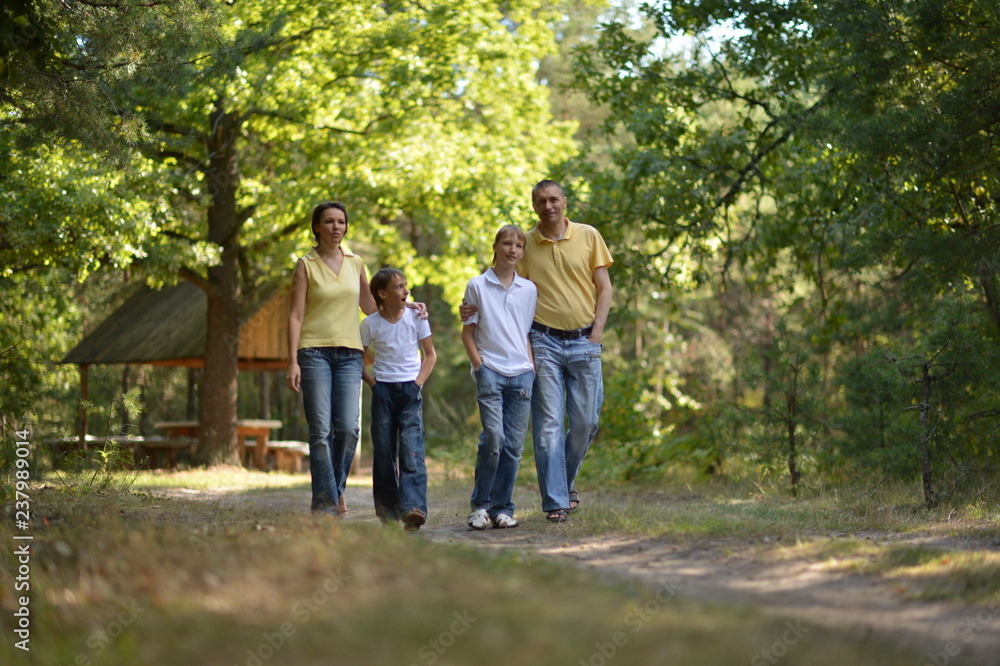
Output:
[
  {"xmin": 840, "ymin": 294, "xmax": 1000, "ymax": 484},
  {"xmin": 3, "ymin": 0, "xmax": 576, "ymax": 460},
  {"xmin": 584, "ymin": 370, "xmax": 671, "ymax": 482},
  {"xmin": 54, "ymin": 440, "xmax": 138, "ymax": 494},
  {"xmin": 0, "ymin": 270, "xmax": 81, "ymax": 433},
  {"xmin": 565, "ymin": 0, "xmax": 1000, "ymax": 490},
  {"xmin": 740, "ymin": 324, "xmax": 827, "ymax": 493}
]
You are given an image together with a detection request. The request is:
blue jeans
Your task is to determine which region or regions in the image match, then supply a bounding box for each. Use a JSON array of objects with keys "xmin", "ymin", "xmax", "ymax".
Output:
[
  {"xmin": 529, "ymin": 330, "xmax": 604, "ymax": 512},
  {"xmin": 470, "ymin": 366, "xmax": 533, "ymax": 518},
  {"xmin": 298, "ymin": 347, "xmax": 362, "ymax": 513},
  {"xmin": 371, "ymin": 381, "xmax": 428, "ymax": 522}
]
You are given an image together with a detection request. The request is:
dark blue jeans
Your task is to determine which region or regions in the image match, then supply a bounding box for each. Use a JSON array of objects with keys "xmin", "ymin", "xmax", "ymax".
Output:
[
  {"xmin": 371, "ymin": 381, "xmax": 428, "ymax": 522},
  {"xmin": 298, "ymin": 347, "xmax": 362, "ymax": 514}
]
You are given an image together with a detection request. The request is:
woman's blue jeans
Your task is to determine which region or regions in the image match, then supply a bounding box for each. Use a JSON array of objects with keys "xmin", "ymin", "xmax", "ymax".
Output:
[
  {"xmin": 470, "ymin": 366, "xmax": 533, "ymax": 518},
  {"xmin": 370, "ymin": 381, "xmax": 428, "ymax": 522},
  {"xmin": 298, "ymin": 346, "xmax": 362, "ymax": 514}
]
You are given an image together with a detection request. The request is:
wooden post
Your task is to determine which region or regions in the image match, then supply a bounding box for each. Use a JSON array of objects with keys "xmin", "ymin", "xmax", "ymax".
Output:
[
  {"xmin": 186, "ymin": 367, "xmax": 199, "ymax": 420},
  {"xmin": 78, "ymin": 364, "xmax": 90, "ymax": 450},
  {"xmin": 119, "ymin": 365, "xmax": 131, "ymax": 434},
  {"xmin": 260, "ymin": 370, "xmax": 271, "ymax": 419}
]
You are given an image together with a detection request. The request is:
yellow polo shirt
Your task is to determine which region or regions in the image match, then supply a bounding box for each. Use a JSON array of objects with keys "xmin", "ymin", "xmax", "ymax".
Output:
[
  {"xmin": 519, "ymin": 220, "xmax": 613, "ymax": 331},
  {"xmin": 299, "ymin": 249, "xmax": 365, "ymax": 351}
]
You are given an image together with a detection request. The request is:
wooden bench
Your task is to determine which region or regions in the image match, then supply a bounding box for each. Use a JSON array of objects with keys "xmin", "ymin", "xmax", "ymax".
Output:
[
  {"xmin": 264, "ymin": 441, "xmax": 310, "ymax": 473},
  {"xmin": 155, "ymin": 419, "xmax": 283, "ymax": 471},
  {"xmin": 133, "ymin": 437, "xmax": 196, "ymax": 469},
  {"xmin": 42, "ymin": 435, "xmax": 195, "ymax": 470}
]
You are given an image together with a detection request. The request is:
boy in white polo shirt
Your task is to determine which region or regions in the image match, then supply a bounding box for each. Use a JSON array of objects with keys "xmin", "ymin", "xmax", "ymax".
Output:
[{"xmin": 461, "ymin": 225, "xmax": 538, "ymax": 529}]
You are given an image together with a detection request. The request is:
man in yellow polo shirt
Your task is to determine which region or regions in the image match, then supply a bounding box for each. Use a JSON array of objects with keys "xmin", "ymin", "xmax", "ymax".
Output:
[{"xmin": 521, "ymin": 179, "xmax": 613, "ymax": 523}]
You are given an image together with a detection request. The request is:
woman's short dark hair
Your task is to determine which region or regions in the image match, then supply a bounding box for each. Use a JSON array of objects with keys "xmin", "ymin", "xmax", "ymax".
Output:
[
  {"xmin": 370, "ymin": 267, "xmax": 406, "ymax": 309},
  {"xmin": 311, "ymin": 201, "xmax": 348, "ymax": 245}
]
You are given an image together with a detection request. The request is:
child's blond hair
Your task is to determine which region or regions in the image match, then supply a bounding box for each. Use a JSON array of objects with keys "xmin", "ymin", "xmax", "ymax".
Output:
[{"xmin": 492, "ymin": 224, "xmax": 527, "ymax": 266}]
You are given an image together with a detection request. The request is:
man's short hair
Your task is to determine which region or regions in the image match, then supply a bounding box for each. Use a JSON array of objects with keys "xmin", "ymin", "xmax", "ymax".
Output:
[{"xmin": 532, "ymin": 179, "xmax": 564, "ymax": 198}]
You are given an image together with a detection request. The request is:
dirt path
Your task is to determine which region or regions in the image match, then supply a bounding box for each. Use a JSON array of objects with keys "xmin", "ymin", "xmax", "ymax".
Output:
[{"xmin": 155, "ymin": 481, "xmax": 1000, "ymax": 665}]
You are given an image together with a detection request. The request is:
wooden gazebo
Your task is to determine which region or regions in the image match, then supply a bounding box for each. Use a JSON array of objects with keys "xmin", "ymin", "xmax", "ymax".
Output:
[{"xmin": 62, "ymin": 280, "xmax": 292, "ymax": 452}]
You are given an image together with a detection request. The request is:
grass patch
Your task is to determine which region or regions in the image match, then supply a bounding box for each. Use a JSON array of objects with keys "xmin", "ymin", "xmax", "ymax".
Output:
[
  {"xmin": 132, "ymin": 466, "xmax": 312, "ymax": 492},
  {"xmin": 0, "ymin": 477, "xmax": 928, "ymax": 665},
  {"xmin": 562, "ymin": 479, "xmax": 1000, "ymax": 544},
  {"xmin": 857, "ymin": 546, "xmax": 1000, "ymax": 603}
]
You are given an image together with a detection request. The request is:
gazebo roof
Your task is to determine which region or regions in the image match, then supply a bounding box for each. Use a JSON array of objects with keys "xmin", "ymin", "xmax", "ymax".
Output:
[{"xmin": 62, "ymin": 281, "xmax": 289, "ymax": 369}]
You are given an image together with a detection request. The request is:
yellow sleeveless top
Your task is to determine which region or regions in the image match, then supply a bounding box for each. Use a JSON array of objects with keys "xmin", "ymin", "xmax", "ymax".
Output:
[{"xmin": 298, "ymin": 248, "xmax": 365, "ymax": 351}]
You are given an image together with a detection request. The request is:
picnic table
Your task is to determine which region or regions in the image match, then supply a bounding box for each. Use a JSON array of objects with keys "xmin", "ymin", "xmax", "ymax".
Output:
[
  {"xmin": 155, "ymin": 419, "xmax": 283, "ymax": 471},
  {"xmin": 43, "ymin": 435, "xmax": 194, "ymax": 470}
]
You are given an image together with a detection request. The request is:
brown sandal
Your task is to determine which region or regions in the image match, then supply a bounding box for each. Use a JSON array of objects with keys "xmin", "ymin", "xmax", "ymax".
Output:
[{"xmin": 547, "ymin": 509, "xmax": 569, "ymax": 523}]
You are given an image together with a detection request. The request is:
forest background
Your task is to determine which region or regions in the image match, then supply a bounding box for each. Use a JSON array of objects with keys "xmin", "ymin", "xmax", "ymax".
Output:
[{"xmin": 1, "ymin": 0, "xmax": 998, "ymax": 510}]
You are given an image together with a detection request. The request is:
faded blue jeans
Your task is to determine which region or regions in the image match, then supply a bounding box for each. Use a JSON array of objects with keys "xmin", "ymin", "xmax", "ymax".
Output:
[
  {"xmin": 298, "ymin": 346, "xmax": 362, "ymax": 514},
  {"xmin": 529, "ymin": 330, "xmax": 604, "ymax": 513},
  {"xmin": 371, "ymin": 381, "xmax": 428, "ymax": 522},
  {"xmin": 470, "ymin": 366, "xmax": 534, "ymax": 518}
]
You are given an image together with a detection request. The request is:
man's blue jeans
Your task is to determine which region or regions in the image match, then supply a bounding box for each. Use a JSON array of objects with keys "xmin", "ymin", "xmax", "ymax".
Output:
[
  {"xmin": 470, "ymin": 366, "xmax": 533, "ymax": 518},
  {"xmin": 371, "ymin": 381, "xmax": 428, "ymax": 522},
  {"xmin": 298, "ymin": 346, "xmax": 362, "ymax": 514},
  {"xmin": 529, "ymin": 330, "xmax": 603, "ymax": 512}
]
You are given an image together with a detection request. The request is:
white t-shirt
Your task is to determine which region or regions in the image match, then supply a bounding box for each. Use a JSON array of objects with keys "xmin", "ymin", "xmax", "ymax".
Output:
[
  {"xmin": 360, "ymin": 308, "xmax": 432, "ymax": 382},
  {"xmin": 463, "ymin": 268, "xmax": 537, "ymax": 377}
]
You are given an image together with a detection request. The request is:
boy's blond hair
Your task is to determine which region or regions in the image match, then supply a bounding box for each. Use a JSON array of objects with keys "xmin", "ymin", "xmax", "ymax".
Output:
[{"xmin": 492, "ymin": 224, "xmax": 527, "ymax": 266}]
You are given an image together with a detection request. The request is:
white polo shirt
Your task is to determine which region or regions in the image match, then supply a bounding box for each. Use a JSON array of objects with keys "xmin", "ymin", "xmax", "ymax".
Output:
[
  {"xmin": 462, "ymin": 268, "xmax": 537, "ymax": 377},
  {"xmin": 360, "ymin": 308, "xmax": 432, "ymax": 382}
]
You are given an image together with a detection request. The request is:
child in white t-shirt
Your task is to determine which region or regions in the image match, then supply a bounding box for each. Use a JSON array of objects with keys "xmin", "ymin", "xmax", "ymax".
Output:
[
  {"xmin": 361, "ymin": 267, "xmax": 437, "ymax": 531},
  {"xmin": 461, "ymin": 225, "xmax": 537, "ymax": 530}
]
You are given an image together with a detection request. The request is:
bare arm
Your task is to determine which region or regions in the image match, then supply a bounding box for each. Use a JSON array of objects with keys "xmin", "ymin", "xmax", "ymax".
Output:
[
  {"xmin": 359, "ymin": 264, "xmax": 377, "ymax": 316},
  {"xmin": 589, "ymin": 265, "xmax": 612, "ymax": 344},
  {"xmin": 361, "ymin": 345, "xmax": 376, "ymax": 387},
  {"xmin": 286, "ymin": 260, "xmax": 308, "ymax": 392},
  {"xmin": 415, "ymin": 336, "xmax": 437, "ymax": 388},
  {"xmin": 461, "ymin": 324, "xmax": 482, "ymax": 370}
]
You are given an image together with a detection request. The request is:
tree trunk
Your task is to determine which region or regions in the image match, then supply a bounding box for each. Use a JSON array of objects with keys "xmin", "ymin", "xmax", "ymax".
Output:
[
  {"xmin": 786, "ymin": 391, "xmax": 800, "ymax": 496},
  {"xmin": 918, "ymin": 362, "xmax": 935, "ymax": 510},
  {"xmin": 197, "ymin": 101, "xmax": 243, "ymax": 465},
  {"xmin": 786, "ymin": 418, "xmax": 799, "ymax": 494},
  {"xmin": 785, "ymin": 353, "xmax": 802, "ymax": 495},
  {"xmin": 978, "ymin": 258, "xmax": 1000, "ymax": 339}
]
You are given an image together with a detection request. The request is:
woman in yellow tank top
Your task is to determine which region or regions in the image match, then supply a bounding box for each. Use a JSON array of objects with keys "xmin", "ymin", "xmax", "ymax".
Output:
[{"xmin": 287, "ymin": 202, "xmax": 377, "ymax": 517}]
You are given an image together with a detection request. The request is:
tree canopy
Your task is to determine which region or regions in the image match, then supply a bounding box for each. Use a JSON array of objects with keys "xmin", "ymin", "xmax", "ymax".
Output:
[
  {"xmin": 2, "ymin": 0, "xmax": 575, "ymax": 461},
  {"xmin": 568, "ymin": 0, "xmax": 999, "ymax": 500}
]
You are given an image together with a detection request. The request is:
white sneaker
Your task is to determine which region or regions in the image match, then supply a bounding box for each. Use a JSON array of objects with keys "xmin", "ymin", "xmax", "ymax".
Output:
[
  {"xmin": 467, "ymin": 509, "xmax": 491, "ymax": 530},
  {"xmin": 492, "ymin": 514, "xmax": 519, "ymax": 529}
]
